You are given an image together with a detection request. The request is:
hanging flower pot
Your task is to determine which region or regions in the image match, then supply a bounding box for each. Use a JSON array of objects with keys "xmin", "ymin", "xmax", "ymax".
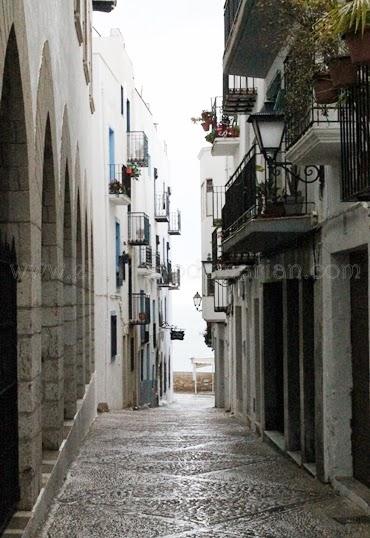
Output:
[
  {"xmin": 313, "ymin": 72, "xmax": 339, "ymax": 105},
  {"xmin": 201, "ymin": 121, "xmax": 211, "ymax": 132},
  {"xmin": 127, "ymin": 166, "xmax": 133, "ymax": 175},
  {"xmin": 344, "ymin": 28, "xmax": 370, "ymax": 65},
  {"xmin": 329, "ymin": 55, "xmax": 357, "ymax": 88}
]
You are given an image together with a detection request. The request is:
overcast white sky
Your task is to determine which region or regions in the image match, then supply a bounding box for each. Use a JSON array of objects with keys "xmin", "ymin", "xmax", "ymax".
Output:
[{"xmin": 94, "ymin": 0, "xmax": 225, "ymax": 372}]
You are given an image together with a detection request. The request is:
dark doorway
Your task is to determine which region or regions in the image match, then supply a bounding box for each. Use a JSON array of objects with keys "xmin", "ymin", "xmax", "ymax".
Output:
[
  {"xmin": 300, "ymin": 278, "xmax": 316, "ymax": 464},
  {"xmin": 350, "ymin": 250, "xmax": 370, "ymax": 487},
  {"xmin": 0, "ymin": 239, "xmax": 19, "ymax": 534},
  {"xmin": 263, "ymin": 282, "xmax": 284, "ymax": 433},
  {"xmin": 285, "ymin": 279, "xmax": 301, "ymax": 452}
]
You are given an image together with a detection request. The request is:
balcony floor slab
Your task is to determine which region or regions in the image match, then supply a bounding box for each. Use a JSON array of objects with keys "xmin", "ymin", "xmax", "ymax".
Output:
[
  {"xmin": 212, "ymin": 137, "xmax": 239, "ymax": 156},
  {"xmin": 222, "ymin": 215, "xmax": 314, "ymax": 255},
  {"xmin": 286, "ymin": 125, "xmax": 340, "ymax": 166}
]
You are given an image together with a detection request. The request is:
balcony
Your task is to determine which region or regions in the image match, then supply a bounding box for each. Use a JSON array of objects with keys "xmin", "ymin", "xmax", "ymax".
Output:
[
  {"xmin": 155, "ymin": 252, "xmax": 161, "ymax": 274},
  {"xmin": 223, "ymin": 74, "xmax": 257, "ymax": 115},
  {"xmin": 169, "ymin": 211, "xmax": 181, "ymax": 235},
  {"xmin": 130, "ymin": 292, "xmax": 151, "ymax": 325},
  {"xmin": 222, "ymin": 146, "xmax": 315, "ymax": 256},
  {"xmin": 128, "ymin": 213, "xmax": 150, "ymax": 246},
  {"xmin": 212, "ymin": 186, "xmax": 225, "ymax": 227},
  {"xmin": 285, "ymin": 58, "xmax": 340, "ymax": 166},
  {"xmin": 169, "ymin": 266, "xmax": 181, "ymax": 291},
  {"xmin": 224, "ymin": 0, "xmax": 288, "ymax": 79},
  {"xmin": 340, "ymin": 65, "xmax": 370, "ymax": 201},
  {"xmin": 214, "ymin": 280, "xmax": 228, "ymax": 313},
  {"xmin": 158, "ymin": 264, "xmax": 171, "ymax": 288},
  {"xmin": 212, "ymin": 228, "xmax": 255, "ymax": 271},
  {"xmin": 138, "ymin": 246, "xmax": 153, "ymax": 272},
  {"xmin": 210, "ymin": 97, "xmax": 240, "ymax": 157},
  {"xmin": 127, "ymin": 131, "xmax": 149, "ymax": 167},
  {"xmin": 155, "ymin": 192, "xmax": 170, "ymax": 222},
  {"xmin": 92, "ymin": 0, "xmax": 117, "ymax": 12},
  {"xmin": 108, "ymin": 164, "xmax": 131, "ymax": 205}
]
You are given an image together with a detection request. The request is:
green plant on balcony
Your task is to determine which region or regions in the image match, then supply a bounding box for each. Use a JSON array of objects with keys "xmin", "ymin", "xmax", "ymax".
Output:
[
  {"xmin": 109, "ymin": 180, "xmax": 127, "ymax": 195},
  {"xmin": 127, "ymin": 161, "xmax": 141, "ymax": 179},
  {"xmin": 319, "ymin": 0, "xmax": 370, "ymax": 64},
  {"xmin": 205, "ymin": 129, "xmax": 217, "ymax": 144}
]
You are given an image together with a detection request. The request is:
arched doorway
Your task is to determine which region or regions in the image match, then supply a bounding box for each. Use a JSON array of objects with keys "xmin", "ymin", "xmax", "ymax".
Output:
[
  {"xmin": 76, "ymin": 193, "xmax": 85, "ymax": 398},
  {"xmin": 0, "ymin": 26, "xmax": 30, "ymax": 528},
  {"xmin": 41, "ymin": 116, "xmax": 63, "ymax": 450},
  {"xmin": 63, "ymin": 165, "xmax": 77, "ymax": 419}
]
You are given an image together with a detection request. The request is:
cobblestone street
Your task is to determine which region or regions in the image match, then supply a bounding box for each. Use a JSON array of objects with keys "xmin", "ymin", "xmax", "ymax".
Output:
[{"xmin": 41, "ymin": 395, "xmax": 370, "ymax": 538}]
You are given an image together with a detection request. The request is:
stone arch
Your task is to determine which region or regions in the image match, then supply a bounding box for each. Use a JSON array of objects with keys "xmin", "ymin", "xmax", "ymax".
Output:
[
  {"xmin": 35, "ymin": 43, "xmax": 63, "ymax": 451},
  {"xmin": 40, "ymin": 115, "xmax": 63, "ymax": 450},
  {"xmin": 84, "ymin": 204, "xmax": 91, "ymax": 382},
  {"xmin": 60, "ymin": 109, "xmax": 77, "ymax": 419},
  {"xmin": 0, "ymin": 23, "xmax": 39, "ymax": 514},
  {"xmin": 75, "ymin": 161, "xmax": 86, "ymax": 398},
  {"xmin": 62, "ymin": 162, "xmax": 77, "ymax": 418}
]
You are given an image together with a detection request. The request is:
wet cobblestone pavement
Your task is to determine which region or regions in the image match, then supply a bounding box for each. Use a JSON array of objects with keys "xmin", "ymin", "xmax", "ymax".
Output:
[{"xmin": 42, "ymin": 394, "xmax": 370, "ymax": 537}]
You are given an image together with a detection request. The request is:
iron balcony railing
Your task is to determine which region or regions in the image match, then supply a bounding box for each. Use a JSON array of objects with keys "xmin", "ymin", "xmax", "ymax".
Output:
[
  {"xmin": 138, "ymin": 245, "xmax": 153, "ymax": 269},
  {"xmin": 284, "ymin": 56, "xmax": 340, "ymax": 150},
  {"xmin": 212, "ymin": 186, "xmax": 225, "ymax": 227},
  {"xmin": 211, "ymin": 96, "xmax": 239, "ymax": 140},
  {"xmin": 158, "ymin": 264, "xmax": 170, "ymax": 287},
  {"xmin": 127, "ymin": 131, "xmax": 149, "ymax": 167},
  {"xmin": 340, "ymin": 65, "xmax": 370, "ymax": 201},
  {"xmin": 212, "ymin": 226, "xmax": 255, "ymax": 269},
  {"xmin": 222, "ymin": 145, "xmax": 314, "ymax": 242},
  {"xmin": 169, "ymin": 211, "xmax": 181, "ymax": 235},
  {"xmin": 155, "ymin": 192, "xmax": 170, "ymax": 222},
  {"xmin": 155, "ymin": 252, "xmax": 161, "ymax": 274},
  {"xmin": 108, "ymin": 164, "xmax": 131, "ymax": 198},
  {"xmin": 128, "ymin": 213, "xmax": 150, "ymax": 246},
  {"xmin": 223, "ymin": 74, "xmax": 257, "ymax": 115},
  {"xmin": 129, "ymin": 292, "xmax": 151, "ymax": 325},
  {"xmin": 169, "ymin": 266, "xmax": 181, "ymax": 290},
  {"xmin": 224, "ymin": 0, "xmax": 242, "ymax": 47},
  {"xmin": 214, "ymin": 280, "xmax": 228, "ymax": 313}
]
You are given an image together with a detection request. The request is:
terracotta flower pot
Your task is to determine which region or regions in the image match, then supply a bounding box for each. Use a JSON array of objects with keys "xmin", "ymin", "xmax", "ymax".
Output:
[
  {"xmin": 329, "ymin": 56, "xmax": 357, "ymax": 89},
  {"xmin": 313, "ymin": 73, "xmax": 339, "ymax": 105},
  {"xmin": 201, "ymin": 121, "xmax": 211, "ymax": 132},
  {"xmin": 345, "ymin": 28, "xmax": 370, "ymax": 65}
]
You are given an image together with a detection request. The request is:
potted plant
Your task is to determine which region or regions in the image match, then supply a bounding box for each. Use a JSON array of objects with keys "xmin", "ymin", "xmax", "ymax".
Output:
[
  {"xmin": 312, "ymin": 71, "xmax": 339, "ymax": 104},
  {"xmin": 109, "ymin": 180, "xmax": 124, "ymax": 195},
  {"xmin": 328, "ymin": 0, "xmax": 370, "ymax": 64},
  {"xmin": 282, "ymin": 165, "xmax": 305, "ymax": 215},
  {"xmin": 205, "ymin": 130, "xmax": 216, "ymax": 144},
  {"xmin": 127, "ymin": 161, "xmax": 141, "ymax": 179},
  {"xmin": 328, "ymin": 54, "xmax": 357, "ymax": 88},
  {"xmin": 191, "ymin": 110, "xmax": 214, "ymax": 132}
]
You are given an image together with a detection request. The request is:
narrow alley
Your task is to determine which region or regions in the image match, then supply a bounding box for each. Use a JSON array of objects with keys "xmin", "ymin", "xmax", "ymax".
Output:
[{"xmin": 41, "ymin": 395, "xmax": 369, "ymax": 538}]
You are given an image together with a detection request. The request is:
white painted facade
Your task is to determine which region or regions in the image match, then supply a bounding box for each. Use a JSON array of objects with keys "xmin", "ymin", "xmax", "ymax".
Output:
[
  {"xmin": 201, "ymin": 1, "xmax": 370, "ymax": 503},
  {"xmin": 92, "ymin": 29, "xmax": 177, "ymax": 411}
]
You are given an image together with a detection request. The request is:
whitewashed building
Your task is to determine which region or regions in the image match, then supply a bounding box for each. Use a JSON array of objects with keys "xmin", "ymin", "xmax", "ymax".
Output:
[
  {"xmin": 92, "ymin": 29, "xmax": 181, "ymax": 412},
  {"xmin": 200, "ymin": 0, "xmax": 370, "ymax": 508}
]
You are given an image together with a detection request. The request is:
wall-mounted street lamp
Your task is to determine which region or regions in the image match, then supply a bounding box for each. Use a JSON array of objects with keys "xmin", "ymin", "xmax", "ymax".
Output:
[
  {"xmin": 248, "ymin": 101, "xmax": 324, "ymax": 186},
  {"xmin": 202, "ymin": 254, "xmax": 213, "ymax": 277},
  {"xmin": 193, "ymin": 292, "xmax": 202, "ymax": 312}
]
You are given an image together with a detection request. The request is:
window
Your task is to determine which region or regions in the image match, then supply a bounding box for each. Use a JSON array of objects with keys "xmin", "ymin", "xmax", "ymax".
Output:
[
  {"xmin": 109, "ymin": 128, "xmax": 115, "ymax": 181},
  {"xmin": 115, "ymin": 220, "xmax": 121, "ymax": 287},
  {"xmin": 111, "ymin": 314, "xmax": 117, "ymax": 359},
  {"xmin": 121, "ymin": 86, "xmax": 124, "ymax": 116},
  {"xmin": 126, "ymin": 99, "xmax": 131, "ymax": 132},
  {"xmin": 206, "ymin": 178, "xmax": 213, "ymax": 217}
]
